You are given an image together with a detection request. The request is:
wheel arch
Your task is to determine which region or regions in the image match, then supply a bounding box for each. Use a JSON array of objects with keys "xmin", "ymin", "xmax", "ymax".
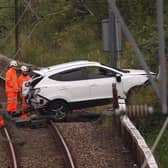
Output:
[{"xmin": 47, "ymin": 98, "xmax": 71, "ymax": 121}]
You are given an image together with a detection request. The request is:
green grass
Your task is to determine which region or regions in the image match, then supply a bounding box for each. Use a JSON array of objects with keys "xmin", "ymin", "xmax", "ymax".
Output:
[
  {"xmin": 134, "ymin": 114, "xmax": 168, "ymax": 168},
  {"xmin": 128, "ymin": 85, "xmax": 159, "ymax": 106},
  {"xmin": 0, "ymin": 22, "xmax": 110, "ymax": 66},
  {"xmin": 130, "ymin": 84, "xmax": 168, "ymax": 168},
  {"xmin": 128, "ymin": 65, "xmax": 168, "ymax": 168}
]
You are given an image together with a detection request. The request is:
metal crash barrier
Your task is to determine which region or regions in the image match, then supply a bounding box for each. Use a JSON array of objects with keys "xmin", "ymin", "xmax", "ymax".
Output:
[
  {"xmin": 112, "ymin": 83, "xmax": 158, "ymax": 168},
  {"xmin": 114, "ymin": 115, "xmax": 158, "ymax": 168}
]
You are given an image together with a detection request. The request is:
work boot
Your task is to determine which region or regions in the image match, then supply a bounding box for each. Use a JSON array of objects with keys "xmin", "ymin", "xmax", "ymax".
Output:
[
  {"xmin": 21, "ymin": 112, "xmax": 28, "ymax": 120},
  {"xmin": 11, "ymin": 111, "xmax": 22, "ymax": 117}
]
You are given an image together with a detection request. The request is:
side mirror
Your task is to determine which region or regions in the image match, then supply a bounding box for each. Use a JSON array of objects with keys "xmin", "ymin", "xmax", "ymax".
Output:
[{"xmin": 116, "ymin": 74, "xmax": 121, "ymax": 82}]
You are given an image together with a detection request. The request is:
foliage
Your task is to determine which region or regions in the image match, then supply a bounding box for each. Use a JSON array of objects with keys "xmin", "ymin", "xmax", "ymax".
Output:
[
  {"xmin": 134, "ymin": 113, "xmax": 168, "ymax": 168},
  {"xmin": 118, "ymin": 0, "xmax": 168, "ymax": 71},
  {"xmin": 117, "ymin": 0, "xmax": 156, "ymax": 26},
  {"xmin": 0, "ymin": 0, "xmax": 167, "ymax": 70},
  {"xmin": 0, "ymin": 0, "xmax": 14, "ymax": 39},
  {"xmin": 17, "ymin": 23, "xmax": 110, "ymax": 66},
  {"xmin": 128, "ymin": 84, "xmax": 159, "ymax": 106}
]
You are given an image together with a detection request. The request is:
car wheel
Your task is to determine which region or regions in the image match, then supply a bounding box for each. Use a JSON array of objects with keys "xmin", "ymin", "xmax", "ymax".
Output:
[{"xmin": 48, "ymin": 100, "xmax": 70, "ymax": 121}]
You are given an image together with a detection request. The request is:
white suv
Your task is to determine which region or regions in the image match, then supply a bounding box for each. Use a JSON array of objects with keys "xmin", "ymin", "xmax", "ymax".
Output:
[{"xmin": 23, "ymin": 60, "xmax": 156, "ymax": 120}]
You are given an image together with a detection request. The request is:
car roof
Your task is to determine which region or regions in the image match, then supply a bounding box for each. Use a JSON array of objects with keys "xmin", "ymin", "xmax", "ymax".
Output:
[{"xmin": 33, "ymin": 60, "xmax": 101, "ymax": 76}]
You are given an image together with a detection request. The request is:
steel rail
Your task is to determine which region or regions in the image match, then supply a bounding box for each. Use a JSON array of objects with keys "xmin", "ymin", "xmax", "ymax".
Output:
[
  {"xmin": 48, "ymin": 121, "xmax": 76, "ymax": 168},
  {"xmin": 3, "ymin": 127, "xmax": 18, "ymax": 168}
]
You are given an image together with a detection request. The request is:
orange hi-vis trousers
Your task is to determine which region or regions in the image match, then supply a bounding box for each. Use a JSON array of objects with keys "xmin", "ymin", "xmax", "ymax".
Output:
[
  {"xmin": 21, "ymin": 96, "xmax": 28, "ymax": 112},
  {"xmin": 6, "ymin": 92, "xmax": 18, "ymax": 112}
]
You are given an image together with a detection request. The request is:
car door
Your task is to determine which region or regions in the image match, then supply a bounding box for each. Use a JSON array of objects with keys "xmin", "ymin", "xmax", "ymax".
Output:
[
  {"xmin": 49, "ymin": 68, "xmax": 91, "ymax": 102},
  {"xmin": 85, "ymin": 66, "xmax": 116, "ymax": 100}
]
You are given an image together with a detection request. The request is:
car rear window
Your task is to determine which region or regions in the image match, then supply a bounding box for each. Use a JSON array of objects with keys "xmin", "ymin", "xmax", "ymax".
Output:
[{"xmin": 49, "ymin": 68, "xmax": 85, "ymax": 81}]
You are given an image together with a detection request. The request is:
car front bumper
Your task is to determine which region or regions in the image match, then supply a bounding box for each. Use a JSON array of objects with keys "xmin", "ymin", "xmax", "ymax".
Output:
[{"xmin": 27, "ymin": 89, "xmax": 49, "ymax": 109}]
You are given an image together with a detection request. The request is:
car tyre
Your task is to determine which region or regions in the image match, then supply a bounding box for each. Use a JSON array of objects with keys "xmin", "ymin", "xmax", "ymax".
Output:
[{"xmin": 48, "ymin": 100, "xmax": 69, "ymax": 121}]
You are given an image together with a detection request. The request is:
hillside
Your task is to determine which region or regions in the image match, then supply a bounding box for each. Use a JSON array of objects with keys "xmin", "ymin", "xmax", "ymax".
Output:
[{"xmin": 0, "ymin": 0, "xmax": 167, "ymax": 69}]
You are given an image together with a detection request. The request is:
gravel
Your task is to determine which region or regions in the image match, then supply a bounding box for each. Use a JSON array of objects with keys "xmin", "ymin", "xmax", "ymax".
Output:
[
  {"xmin": 0, "ymin": 72, "xmax": 11, "ymax": 167},
  {"xmin": 0, "ymin": 130, "xmax": 13, "ymax": 168},
  {"xmin": 9, "ymin": 126, "xmax": 65, "ymax": 168},
  {"xmin": 57, "ymin": 121, "xmax": 136, "ymax": 168}
]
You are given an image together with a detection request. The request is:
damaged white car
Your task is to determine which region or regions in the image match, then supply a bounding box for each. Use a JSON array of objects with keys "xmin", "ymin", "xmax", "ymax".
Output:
[{"xmin": 23, "ymin": 60, "xmax": 156, "ymax": 120}]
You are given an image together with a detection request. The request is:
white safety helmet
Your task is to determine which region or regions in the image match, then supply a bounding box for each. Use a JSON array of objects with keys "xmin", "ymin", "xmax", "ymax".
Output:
[
  {"xmin": 9, "ymin": 60, "xmax": 17, "ymax": 67},
  {"xmin": 21, "ymin": 65, "xmax": 28, "ymax": 72}
]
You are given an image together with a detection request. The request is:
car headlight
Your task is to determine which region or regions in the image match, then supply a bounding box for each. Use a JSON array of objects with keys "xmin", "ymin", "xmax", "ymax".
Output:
[{"xmin": 34, "ymin": 88, "xmax": 41, "ymax": 95}]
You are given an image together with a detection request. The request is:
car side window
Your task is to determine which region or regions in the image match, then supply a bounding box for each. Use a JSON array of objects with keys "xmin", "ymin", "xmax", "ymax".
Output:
[
  {"xmin": 86, "ymin": 66, "xmax": 116, "ymax": 79},
  {"xmin": 49, "ymin": 68, "xmax": 85, "ymax": 81}
]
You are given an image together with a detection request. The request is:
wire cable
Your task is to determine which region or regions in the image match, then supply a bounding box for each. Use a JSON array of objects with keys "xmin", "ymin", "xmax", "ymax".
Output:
[
  {"xmin": 0, "ymin": 20, "xmax": 41, "ymax": 76},
  {"xmin": 0, "ymin": 0, "xmax": 32, "ymax": 48},
  {"xmin": 23, "ymin": 0, "xmax": 41, "ymax": 20},
  {"xmin": 0, "ymin": 9, "xmax": 68, "ymax": 76}
]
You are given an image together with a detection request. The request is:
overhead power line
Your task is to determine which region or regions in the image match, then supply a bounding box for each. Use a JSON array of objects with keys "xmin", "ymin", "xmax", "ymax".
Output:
[
  {"xmin": 0, "ymin": 0, "xmax": 32, "ymax": 48},
  {"xmin": 0, "ymin": 8, "xmax": 69, "ymax": 76},
  {"xmin": 108, "ymin": 0, "xmax": 161, "ymax": 100}
]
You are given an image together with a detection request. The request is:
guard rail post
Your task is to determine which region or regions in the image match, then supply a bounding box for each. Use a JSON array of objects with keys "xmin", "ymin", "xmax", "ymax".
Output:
[{"xmin": 112, "ymin": 83, "xmax": 122, "ymax": 135}]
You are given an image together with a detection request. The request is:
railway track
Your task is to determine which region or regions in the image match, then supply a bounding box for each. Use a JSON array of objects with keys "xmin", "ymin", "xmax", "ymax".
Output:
[
  {"xmin": 0, "ymin": 73, "xmax": 76, "ymax": 168},
  {"xmin": 0, "ymin": 122, "xmax": 76, "ymax": 168},
  {"xmin": 3, "ymin": 127, "xmax": 18, "ymax": 168},
  {"xmin": 48, "ymin": 121, "xmax": 76, "ymax": 168},
  {"xmin": 6, "ymin": 123, "xmax": 76, "ymax": 168},
  {"xmin": 0, "ymin": 127, "xmax": 18, "ymax": 168}
]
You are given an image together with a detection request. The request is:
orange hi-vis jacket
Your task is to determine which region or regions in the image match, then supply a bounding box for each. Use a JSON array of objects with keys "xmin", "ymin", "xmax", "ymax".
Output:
[
  {"xmin": 18, "ymin": 74, "xmax": 31, "ymax": 112},
  {"xmin": 5, "ymin": 67, "xmax": 18, "ymax": 112},
  {"xmin": 5, "ymin": 67, "xmax": 18, "ymax": 93},
  {"xmin": 18, "ymin": 74, "xmax": 31, "ymax": 96}
]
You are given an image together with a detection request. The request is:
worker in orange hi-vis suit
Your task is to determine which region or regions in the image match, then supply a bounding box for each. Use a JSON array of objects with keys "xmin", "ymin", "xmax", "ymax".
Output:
[
  {"xmin": 18, "ymin": 65, "xmax": 31, "ymax": 119},
  {"xmin": 5, "ymin": 60, "xmax": 19, "ymax": 117}
]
